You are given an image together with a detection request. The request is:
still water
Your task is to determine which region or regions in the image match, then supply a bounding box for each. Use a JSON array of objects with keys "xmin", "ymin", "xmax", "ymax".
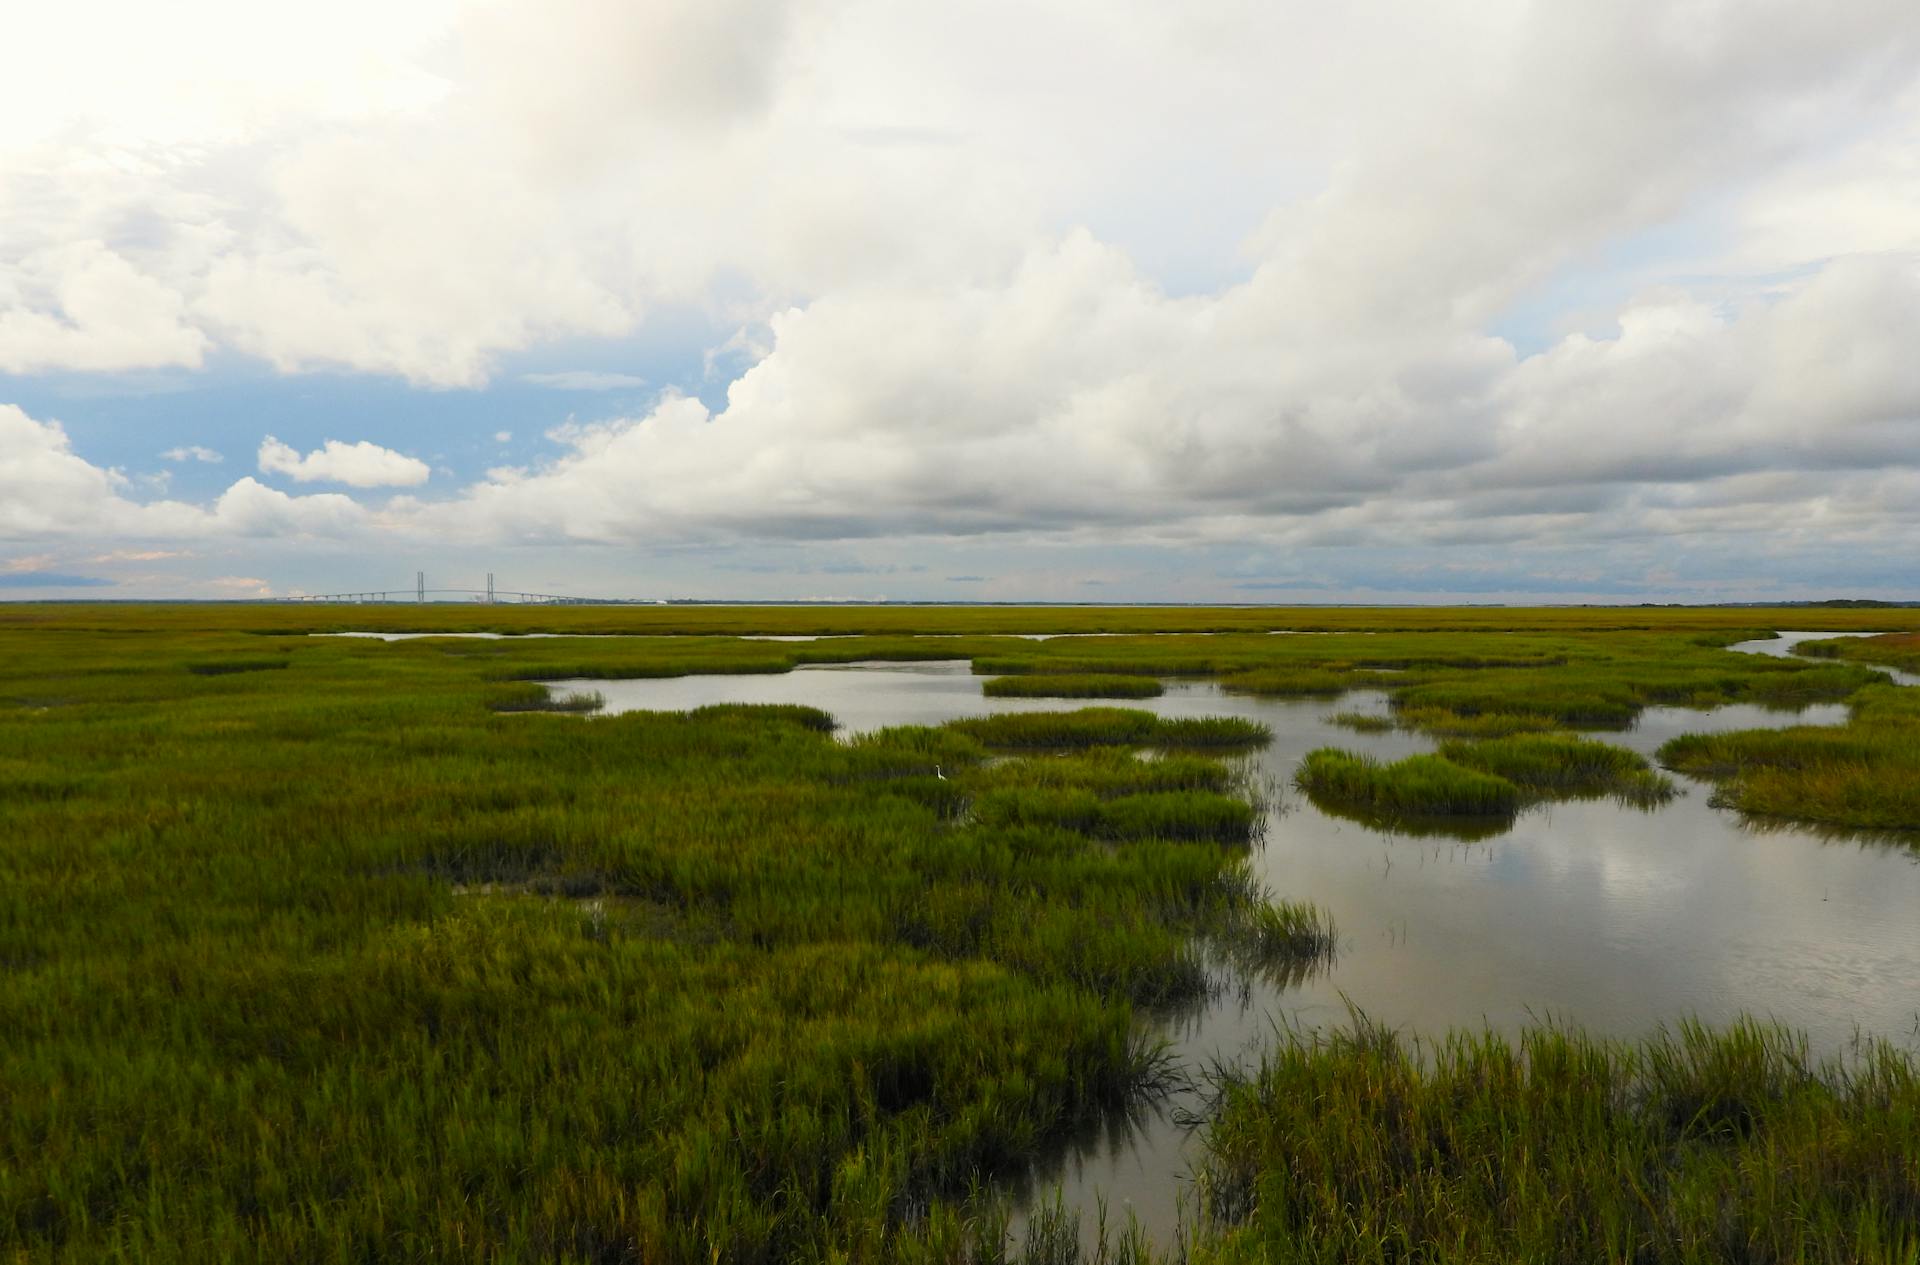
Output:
[{"xmin": 542, "ymin": 632, "xmax": 1920, "ymax": 1242}]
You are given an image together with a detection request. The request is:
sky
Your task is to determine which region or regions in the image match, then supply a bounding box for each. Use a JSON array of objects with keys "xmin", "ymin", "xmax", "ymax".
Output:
[{"xmin": 4, "ymin": 1, "xmax": 1920, "ymax": 604}]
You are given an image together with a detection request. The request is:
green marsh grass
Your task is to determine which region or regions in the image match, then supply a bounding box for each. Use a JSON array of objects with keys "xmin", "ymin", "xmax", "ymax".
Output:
[
  {"xmin": 1322, "ymin": 711, "xmax": 1394, "ymax": 733},
  {"xmin": 1192, "ymin": 1016, "xmax": 1920, "ymax": 1264},
  {"xmin": 1226, "ymin": 897, "xmax": 1338, "ymax": 962},
  {"xmin": 949, "ymin": 709, "xmax": 1269, "ymax": 751},
  {"xmin": 1392, "ymin": 675, "xmax": 1644, "ymax": 728},
  {"xmin": 183, "ymin": 655, "xmax": 292, "ymax": 675},
  {"xmin": 1294, "ymin": 748, "xmax": 1523, "ymax": 819},
  {"xmin": 1387, "ymin": 705, "xmax": 1562, "ymax": 739},
  {"xmin": 492, "ymin": 686, "xmax": 607, "ymax": 713},
  {"xmin": 1438, "ymin": 732, "xmax": 1677, "ymax": 806},
  {"xmin": 983, "ymin": 674, "xmax": 1165, "ymax": 699},
  {"xmin": 1659, "ymin": 684, "xmax": 1920, "ymax": 837},
  {"xmin": 7, "ymin": 600, "xmax": 1914, "ymax": 637},
  {"xmin": 3, "ymin": 604, "xmax": 1915, "ymax": 1258},
  {"xmin": 1297, "ymin": 733, "xmax": 1677, "ymax": 828},
  {"xmin": 973, "ymin": 655, "xmax": 1218, "ymax": 679},
  {"xmin": 972, "ymin": 788, "xmax": 1259, "ymax": 844},
  {"xmin": 697, "ymin": 700, "xmax": 839, "ymax": 732},
  {"xmin": 1389, "ymin": 656, "xmax": 1883, "ymax": 732},
  {"xmin": 0, "ymin": 618, "xmax": 1336, "ymax": 1261},
  {"xmin": 975, "ymin": 749, "xmax": 1236, "ymax": 798},
  {"xmin": 1798, "ymin": 630, "xmax": 1920, "ymax": 675}
]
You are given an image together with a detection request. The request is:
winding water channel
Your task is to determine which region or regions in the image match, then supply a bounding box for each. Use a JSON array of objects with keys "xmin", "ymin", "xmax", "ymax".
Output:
[{"xmin": 533, "ymin": 631, "xmax": 1920, "ymax": 1243}]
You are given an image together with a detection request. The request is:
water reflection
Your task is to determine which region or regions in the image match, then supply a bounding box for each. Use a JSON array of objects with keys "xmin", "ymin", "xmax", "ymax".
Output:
[
  {"xmin": 1299, "ymin": 793, "xmax": 1520, "ymax": 842},
  {"xmin": 550, "ymin": 631, "xmax": 1920, "ymax": 1244}
]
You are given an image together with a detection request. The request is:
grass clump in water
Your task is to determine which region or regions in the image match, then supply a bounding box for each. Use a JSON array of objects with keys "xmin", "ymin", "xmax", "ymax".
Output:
[
  {"xmin": 1439, "ymin": 733, "xmax": 1677, "ymax": 806},
  {"xmin": 1393, "ymin": 676, "xmax": 1642, "ymax": 728},
  {"xmin": 1193, "ymin": 1016, "xmax": 1920, "ymax": 1263},
  {"xmin": 951, "ymin": 708, "xmax": 1269, "ymax": 751},
  {"xmin": 1658, "ymin": 685, "xmax": 1920, "ymax": 836},
  {"xmin": 491, "ymin": 686, "xmax": 607, "ymax": 712},
  {"xmin": 1323, "ymin": 711, "xmax": 1393, "ymax": 734},
  {"xmin": 1156, "ymin": 716, "xmax": 1274, "ymax": 749},
  {"xmin": 690, "ymin": 700, "xmax": 837, "ymax": 732},
  {"xmin": 1227, "ymin": 896, "xmax": 1338, "ymax": 962},
  {"xmin": 1390, "ymin": 706, "xmax": 1563, "ymax": 739},
  {"xmin": 982, "ymin": 674, "xmax": 1165, "ymax": 699},
  {"xmin": 1294, "ymin": 747, "xmax": 1523, "ymax": 819},
  {"xmin": 1795, "ymin": 630, "xmax": 1920, "ymax": 674}
]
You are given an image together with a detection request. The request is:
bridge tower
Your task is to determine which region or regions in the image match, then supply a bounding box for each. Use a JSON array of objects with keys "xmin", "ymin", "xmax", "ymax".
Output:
[{"xmin": 416, "ymin": 571, "xmax": 425, "ymax": 603}]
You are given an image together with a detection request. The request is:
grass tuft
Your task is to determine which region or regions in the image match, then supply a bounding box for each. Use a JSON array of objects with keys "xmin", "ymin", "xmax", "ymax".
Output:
[
  {"xmin": 983, "ymin": 674, "xmax": 1165, "ymax": 699},
  {"xmin": 1390, "ymin": 706, "xmax": 1563, "ymax": 739},
  {"xmin": 1439, "ymin": 733, "xmax": 1678, "ymax": 806},
  {"xmin": 949, "ymin": 708, "xmax": 1269, "ymax": 751},
  {"xmin": 1294, "ymin": 748, "xmax": 1523, "ymax": 819},
  {"xmin": 1323, "ymin": 711, "xmax": 1394, "ymax": 734},
  {"xmin": 1658, "ymin": 685, "xmax": 1920, "ymax": 836},
  {"xmin": 493, "ymin": 687, "xmax": 606, "ymax": 713},
  {"xmin": 1795, "ymin": 630, "xmax": 1920, "ymax": 675},
  {"xmin": 1195, "ymin": 1016, "xmax": 1920, "ymax": 1262},
  {"xmin": 185, "ymin": 657, "xmax": 291, "ymax": 675}
]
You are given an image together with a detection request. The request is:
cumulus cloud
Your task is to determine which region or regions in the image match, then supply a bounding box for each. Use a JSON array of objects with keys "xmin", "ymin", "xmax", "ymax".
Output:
[
  {"xmin": 212, "ymin": 477, "xmax": 371, "ymax": 534},
  {"xmin": 205, "ymin": 575, "xmax": 274, "ymax": 597},
  {"xmin": 0, "ymin": 241, "xmax": 208, "ymax": 374},
  {"xmin": 400, "ymin": 229, "xmax": 1920, "ymax": 564},
  {"xmin": 5, "ymin": 1, "xmax": 1920, "ymax": 596},
  {"xmin": 9, "ymin": 1, "xmax": 1918, "ymax": 386},
  {"xmin": 162, "ymin": 445, "xmax": 223, "ymax": 463},
  {"xmin": 1, "ymin": 404, "xmax": 167, "ymax": 538},
  {"xmin": 258, "ymin": 436, "xmax": 430, "ymax": 487},
  {"xmin": 0, "ymin": 405, "xmax": 368, "ymax": 542}
]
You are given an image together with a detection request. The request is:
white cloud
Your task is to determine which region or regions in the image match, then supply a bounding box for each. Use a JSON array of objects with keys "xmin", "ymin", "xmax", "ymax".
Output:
[
  {"xmin": 3, "ymin": 553, "xmax": 57, "ymax": 573},
  {"xmin": 258, "ymin": 436, "xmax": 430, "ymax": 487},
  {"xmin": 161, "ymin": 445, "xmax": 223, "ymax": 463},
  {"xmin": 0, "ymin": 405, "xmax": 368, "ymax": 542},
  {"xmin": 4, "ymin": 2, "xmax": 1920, "ymax": 596},
  {"xmin": 0, "ymin": 241, "xmax": 208, "ymax": 374},
  {"xmin": 1, "ymin": 404, "xmax": 162, "ymax": 538},
  {"xmin": 0, "ymin": 0, "xmax": 456, "ymax": 152},
  {"xmin": 520, "ymin": 372, "xmax": 648, "ymax": 391},
  {"xmin": 91, "ymin": 549, "xmax": 192, "ymax": 562},
  {"xmin": 493, "ymin": 431, "xmax": 512, "ymax": 443},
  {"xmin": 404, "ymin": 232, "xmax": 1920, "ymax": 566},
  {"xmin": 7, "ymin": 0, "xmax": 1917, "ymax": 389},
  {"xmin": 212, "ymin": 477, "xmax": 369, "ymax": 533},
  {"xmin": 205, "ymin": 575, "xmax": 274, "ymax": 596}
]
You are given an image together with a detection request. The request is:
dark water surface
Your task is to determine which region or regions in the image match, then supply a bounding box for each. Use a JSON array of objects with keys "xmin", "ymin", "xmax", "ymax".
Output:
[{"xmin": 543, "ymin": 632, "xmax": 1920, "ymax": 1243}]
